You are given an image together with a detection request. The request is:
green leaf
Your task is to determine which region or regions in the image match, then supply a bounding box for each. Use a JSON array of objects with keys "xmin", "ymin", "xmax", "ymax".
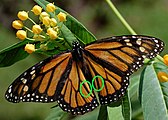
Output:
[
  {"xmin": 129, "ymin": 74, "xmax": 140, "ymax": 98},
  {"xmin": 72, "ymin": 108, "xmax": 99, "ymax": 120},
  {"xmin": 107, "ymin": 95, "xmax": 130, "ymax": 120},
  {"xmin": 128, "ymin": 74, "xmax": 142, "ymax": 119},
  {"xmin": 59, "ymin": 25, "xmax": 77, "ymax": 47},
  {"xmin": 107, "ymin": 105, "xmax": 124, "ymax": 120},
  {"xmin": 139, "ymin": 65, "xmax": 168, "ymax": 120},
  {"xmin": 107, "ymin": 92, "xmax": 131, "ymax": 120},
  {"xmin": 0, "ymin": 40, "xmax": 34, "ymax": 67},
  {"xmin": 160, "ymin": 82, "xmax": 168, "ymax": 108},
  {"xmin": 64, "ymin": 15, "xmax": 96, "ymax": 44},
  {"xmin": 98, "ymin": 105, "xmax": 108, "ymax": 120},
  {"xmin": 45, "ymin": 107, "xmax": 75, "ymax": 120},
  {"xmin": 45, "ymin": 105, "xmax": 99, "ymax": 120},
  {"xmin": 122, "ymin": 91, "xmax": 131, "ymax": 120}
]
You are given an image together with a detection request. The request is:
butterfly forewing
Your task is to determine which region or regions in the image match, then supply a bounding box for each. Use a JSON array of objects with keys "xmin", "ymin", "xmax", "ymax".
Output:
[
  {"xmin": 5, "ymin": 52, "xmax": 72, "ymax": 103},
  {"xmin": 84, "ymin": 35, "xmax": 164, "ymax": 105}
]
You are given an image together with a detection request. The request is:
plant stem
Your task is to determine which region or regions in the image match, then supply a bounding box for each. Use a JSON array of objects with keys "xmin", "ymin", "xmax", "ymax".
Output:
[
  {"xmin": 28, "ymin": 17, "xmax": 37, "ymax": 25},
  {"xmin": 105, "ymin": 0, "xmax": 137, "ymax": 35},
  {"xmin": 24, "ymin": 26, "xmax": 33, "ymax": 33},
  {"xmin": 156, "ymin": 55, "xmax": 164, "ymax": 62}
]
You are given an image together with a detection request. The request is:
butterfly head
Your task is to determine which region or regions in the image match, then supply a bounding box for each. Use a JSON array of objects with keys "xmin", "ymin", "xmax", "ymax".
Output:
[
  {"xmin": 72, "ymin": 41, "xmax": 81, "ymax": 48},
  {"xmin": 72, "ymin": 41, "xmax": 83, "ymax": 61}
]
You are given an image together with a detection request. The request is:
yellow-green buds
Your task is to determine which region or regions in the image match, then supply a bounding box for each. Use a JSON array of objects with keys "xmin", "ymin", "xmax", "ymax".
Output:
[
  {"xmin": 47, "ymin": 28, "xmax": 58, "ymax": 39},
  {"xmin": 163, "ymin": 54, "xmax": 168, "ymax": 66},
  {"xmin": 40, "ymin": 12, "xmax": 50, "ymax": 18},
  {"xmin": 50, "ymin": 18, "xmax": 57, "ymax": 27},
  {"xmin": 16, "ymin": 30, "xmax": 27, "ymax": 40},
  {"xmin": 12, "ymin": 2, "xmax": 65, "ymax": 53},
  {"xmin": 57, "ymin": 12, "xmax": 67, "ymax": 22},
  {"xmin": 17, "ymin": 11, "xmax": 28, "ymax": 21},
  {"xmin": 40, "ymin": 12, "xmax": 50, "ymax": 21},
  {"xmin": 32, "ymin": 5, "xmax": 42, "ymax": 15},
  {"xmin": 24, "ymin": 44, "xmax": 35, "ymax": 54},
  {"xmin": 12, "ymin": 20, "xmax": 23, "ymax": 29},
  {"xmin": 46, "ymin": 3, "xmax": 56, "ymax": 12},
  {"xmin": 157, "ymin": 71, "xmax": 168, "ymax": 82},
  {"xmin": 43, "ymin": 16, "xmax": 50, "ymax": 26},
  {"xmin": 32, "ymin": 25, "xmax": 42, "ymax": 34}
]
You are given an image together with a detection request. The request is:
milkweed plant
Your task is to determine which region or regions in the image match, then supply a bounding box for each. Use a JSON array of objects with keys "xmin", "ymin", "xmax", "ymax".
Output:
[{"xmin": 1, "ymin": 0, "xmax": 168, "ymax": 120}]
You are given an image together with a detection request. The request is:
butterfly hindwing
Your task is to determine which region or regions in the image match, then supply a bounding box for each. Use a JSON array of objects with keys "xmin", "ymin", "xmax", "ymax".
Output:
[
  {"xmin": 57, "ymin": 60, "xmax": 98, "ymax": 115},
  {"xmin": 83, "ymin": 53, "xmax": 129, "ymax": 104}
]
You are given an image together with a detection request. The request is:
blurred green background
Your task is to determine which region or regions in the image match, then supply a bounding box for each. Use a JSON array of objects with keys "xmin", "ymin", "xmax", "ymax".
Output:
[{"xmin": 0, "ymin": 0, "xmax": 168, "ymax": 120}]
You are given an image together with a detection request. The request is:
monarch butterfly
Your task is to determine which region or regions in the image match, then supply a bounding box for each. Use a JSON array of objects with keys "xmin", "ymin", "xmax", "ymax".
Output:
[{"xmin": 5, "ymin": 35, "xmax": 164, "ymax": 115}]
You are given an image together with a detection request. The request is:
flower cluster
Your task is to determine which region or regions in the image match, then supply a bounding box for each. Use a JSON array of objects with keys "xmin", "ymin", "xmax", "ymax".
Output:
[
  {"xmin": 157, "ymin": 71, "xmax": 168, "ymax": 82},
  {"xmin": 157, "ymin": 54, "xmax": 168, "ymax": 82},
  {"xmin": 163, "ymin": 54, "xmax": 168, "ymax": 66},
  {"xmin": 12, "ymin": 2, "xmax": 67, "ymax": 54}
]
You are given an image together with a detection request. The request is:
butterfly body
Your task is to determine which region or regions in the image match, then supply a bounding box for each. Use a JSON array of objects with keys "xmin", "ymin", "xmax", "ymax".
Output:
[
  {"xmin": 71, "ymin": 41, "xmax": 84, "ymax": 62},
  {"xmin": 5, "ymin": 35, "xmax": 164, "ymax": 115}
]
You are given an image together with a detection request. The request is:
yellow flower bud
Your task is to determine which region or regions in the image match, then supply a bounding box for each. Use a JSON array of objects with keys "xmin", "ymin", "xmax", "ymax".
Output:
[
  {"xmin": 47, "ymin": 28, "xmax": 58, "ymax": 39},
  {"xmin": 17, "ymin": 11, "xmax": 28, "ymax": 21},
  {"xmin": 12, "ymin": 20, "xmax": 23, "ymax": 29},
  {"xmin": 16, "ymin": 30, "xmax": 27, "ymax": 40},
  {"xmin": 46, "ymin": 3, "xmax": 56, "ymax": 12},
  {"xmin": 57, "ymin": 12, "xmax": 67, "ymax": 22},
  {"xmin": 39, "ymin": 12, "xmax": 50, "ymax": 21},
  {"xmin": 32, "ymin": 25, "xmax": 42, "ymax": 34},
  {"xmin": 50, "ymin": 18, "xmax": 57, "ymax": 27},
  {"xmin": 43, "ymin": 16, "xmax": 50, "ymax": 26},
  {"xmin": 53, "ymin": 27, "xmax": 59, "ymax": 32},
  {"xmin": 157, "ymin": 71, "xmax": 168, "ymax": 82},
  {"xmin": 47, "ymin": 28, "xmax": 53, "ymax": 34},
  {"xmin": 32, "ymin": 5, "xmax": 42, "ymax": 15},
  {"xmin": 163, "ymin": 54, "xmax": 168, "ymax": 66},
  {"xmin": 24, "ymin": 44, "xmax": 35, "ymax": 54}
]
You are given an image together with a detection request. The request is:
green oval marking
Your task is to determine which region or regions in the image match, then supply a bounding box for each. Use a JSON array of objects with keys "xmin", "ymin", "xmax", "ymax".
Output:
[
  {"xmin": 92, "ymin": 75, "xmax": 105, "ymax": 92},
  {"xmin": 79, "ymin": 80, "xmax": 92, "ymax": 98}
]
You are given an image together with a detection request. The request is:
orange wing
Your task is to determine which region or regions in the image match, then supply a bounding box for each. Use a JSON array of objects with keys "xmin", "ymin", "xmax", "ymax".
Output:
[
  {"xmin": 83, "ymin": 35, "xmax": 164, "ymax": 104},
  {"xmin": 5, "ymin": 35, "xmax": 164, "ymax": 115},
  {"xmin": 5, "ymin": 51, "xmax": 99, "ymax": 115},
  {"xmin": 57, "ymin": 60, "xmax": 98, "ymax": 115},
  {"xmin": 5, "ymin": 52, "xmax": 72, "ymax": 103}
]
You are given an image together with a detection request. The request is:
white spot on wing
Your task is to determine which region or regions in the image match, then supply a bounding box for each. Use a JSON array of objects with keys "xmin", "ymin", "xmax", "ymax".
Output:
[
  {"xmin": 8, "ymin": 88, "xmax": 12, "ymax": 93},
  {"xmin": 132, "ymin": 36, "xmax": 136, "ymax": 38},
  {"xmin": 30, "ymin": 70, "xmax": 36, "ymax": 75},
  {"xmin": 136, "ymin": 39, "xmax": 142, "ymax": 45},
  {"xmin": 124, "ymin": 39, "xmax": 130, "ymax": 42},
  {"xmin": 126, "ymin": 43, "xmax": 132, "ymax": 46},
  {"xmin": 23, "ymin": 85, "xmax": 29, "ymax": 92},
  {"xmin": 139, "ymin": 47, "xmax": 145, "ymax": 52}
]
